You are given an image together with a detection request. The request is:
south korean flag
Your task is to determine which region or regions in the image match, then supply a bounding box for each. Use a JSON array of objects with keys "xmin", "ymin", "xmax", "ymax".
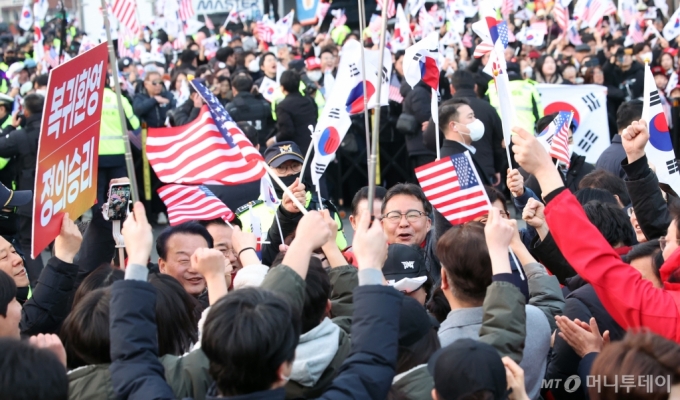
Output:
[{"xmin": 642, "ymin": 62, "xmax": 680, "ymax": 195}]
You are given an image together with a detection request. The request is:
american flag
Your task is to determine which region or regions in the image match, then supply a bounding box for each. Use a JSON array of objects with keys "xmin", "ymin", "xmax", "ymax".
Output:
[
  {"xmin": 415, "ymin": 152, "xmax": 491, "ymax": 225},
  {"xmin": 603, "ymin": 0, "xmax": 617, "ymax": 16},
  {"xmin": 581, "ymin": 0, "xmax": 607, "ymax": 28},
  {"xmin": 158, "ymin": 184, "xmax": 235, "ymax": 226},
  {"xmin": 553, "ymin": 1, "xmax": 570, "ymax": 33},
  {"xmin": 178, "ymin": 0, "xmax": 194, "ymax": 21},
  {"xmin": 567, "ymin": 20, "xmax": 583, "ymax": 44},
  {"xmin": 377, "ymin": 0, "xmax": 396, "ymax": 18},
  {"xmin": 388, "ymin": 73, "xmax": 403, "ymax": 103},
  {"xmin": 538, "ymin": 111, "xmax": 573, "ymax": 167},
  {"xmin": 203, "ymin": 13, "xmax": 214, "ymax": 31},
  {"xmin": 147, "ymin": 81, "xmax": 265, "ymax": 185},
  {"xmin": 111, "ymin": 0, "xmax": 140, "ymax": 35}
]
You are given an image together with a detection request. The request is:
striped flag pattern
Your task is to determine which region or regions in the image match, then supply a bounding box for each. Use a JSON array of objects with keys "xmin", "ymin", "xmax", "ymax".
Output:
[
  {"xmin": 147, "ymin": 81, "xmax": 265, "ymax": 185},
  {"xmin": 553, "ymin": 1, "xmax": 570, "ymax": 33},
  {"xmin": 415, "ymin": 152, "xmax": 492, "ymax": 225},
  {"xmin": 204, "ymin": 13, "xmax": 214, "ymax": 30},
  {"xmin": 111, "ymin": 0, "xmax": 140, "ymax": 35},
  {"xmin": 377, "ymin": 0, "xmax": 396, "ymax": 18},
  {"xmin": 179, "ymin": 0, "xmax": 194, "ymax": 21},
  {"xmin": 538, "ymin": 111, "xmax": 573, "ymax": 167},
  {"xmin": 389, "ymin": 73, "xmax": 403, "ymax": 103},
  {"xmin": 158, "ymin": 184, "xmax": 235, "ymax": 226}
]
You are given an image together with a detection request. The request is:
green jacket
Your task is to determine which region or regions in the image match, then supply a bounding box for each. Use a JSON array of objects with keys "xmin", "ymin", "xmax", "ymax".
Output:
[
  {"xmin": 67, "ymin": 349, "xmax": 211, "ymax": 400},
  {"xmin": 524, "ymin": 262, "xmax": 565, "ymax": 332},
  {"xmin": 261, "ymin": 265, "xmax": 357, "ymax": 399}
]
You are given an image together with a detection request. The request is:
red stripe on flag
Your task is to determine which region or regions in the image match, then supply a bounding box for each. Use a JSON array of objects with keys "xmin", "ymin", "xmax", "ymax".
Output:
[{"xmin": 158, "ymin": 184, "xmax": 234, "ymax": 226}]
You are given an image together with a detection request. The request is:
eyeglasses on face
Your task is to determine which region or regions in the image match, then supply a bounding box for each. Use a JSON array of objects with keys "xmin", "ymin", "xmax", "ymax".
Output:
[
  {"xmin": 274, "ymin": 162, "xmax": 302, "ymax": 175},
  {"xmin": 381, "ymin": 210, "xmax": 426, "ymax": 223}
]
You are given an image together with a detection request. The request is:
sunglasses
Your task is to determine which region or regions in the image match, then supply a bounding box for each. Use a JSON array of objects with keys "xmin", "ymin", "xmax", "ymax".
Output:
[{"xmin": 149, "ymin": 80, "xmax": 162, "ymax": 86}]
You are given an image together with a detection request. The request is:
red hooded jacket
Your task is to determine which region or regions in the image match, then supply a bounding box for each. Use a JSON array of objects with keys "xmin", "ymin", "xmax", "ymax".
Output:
[{"xmin": 545, "ymin": 189, "xmax": 680, "ymax": 342}]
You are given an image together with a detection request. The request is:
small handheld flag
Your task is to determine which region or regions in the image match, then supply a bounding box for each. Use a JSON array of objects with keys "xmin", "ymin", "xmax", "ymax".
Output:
[
  {"xmin": 158, "ymin": 185, "xmax": 235, "ymax": 226},
  {"xmin": 415, "ymin": 152, "xmax": 492, "ymax": 225},
  {"xmin": 537, "ymin": 111, "xmax": 574, "ymax": 168}
]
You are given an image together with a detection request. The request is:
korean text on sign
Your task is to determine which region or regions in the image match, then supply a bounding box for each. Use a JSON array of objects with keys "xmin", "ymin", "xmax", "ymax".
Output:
[{"xmin": 32, "ymin": 42, "xmax": 108, "ymax": 258}]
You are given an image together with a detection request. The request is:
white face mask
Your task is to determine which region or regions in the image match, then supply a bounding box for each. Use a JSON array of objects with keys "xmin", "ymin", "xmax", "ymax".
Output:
[
  {"xmin": 464, "ymin": 119, "xmax": 485, "ymax": 141},
  {"xmin": 568, "ymin": 144, "xmax": 575, "ymax": 157},
  {"xmin": 640, "ymin": 52, "xmax": 653, "ymax": 64},
  {"xmin": 307, "ymin": 70, "xmax": 322, "ymax": 82},
  {"xmin": 248, "ymin": 58, "xmax": 260, "ymax": 73}
]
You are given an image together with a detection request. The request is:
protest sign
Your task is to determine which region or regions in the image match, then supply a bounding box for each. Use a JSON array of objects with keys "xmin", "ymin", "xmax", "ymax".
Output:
[{"xmin": 31, "ymin": 42, "xmax": 108, "ymax": 258}]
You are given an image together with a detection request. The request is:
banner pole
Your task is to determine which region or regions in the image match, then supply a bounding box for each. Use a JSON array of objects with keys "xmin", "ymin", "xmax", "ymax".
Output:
[
  {"xmin": 366, "ymin": 2, "xmax": 389, "ymax": 219},
  {"xmin": 101, "ymin": 0, "xmax": 140, "ymax": 204},
  {"xmin": 357, "ymin": 0, "xmax": 372, "ymax": 166}
]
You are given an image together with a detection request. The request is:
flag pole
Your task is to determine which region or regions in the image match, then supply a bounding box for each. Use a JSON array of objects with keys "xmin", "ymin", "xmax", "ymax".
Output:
[
  {"xmin": 367, "ymin": 0, "xmax": 389, "ymax": 219},
  {"xmin": 357, "ymin": 0, "xmax": 372, "ymax": 166},
  {"xmin": 300, "ymin": 125, "xmax": 314, "ymax": 178},
  {"xmin": 261, "ymin": 162, "xmax": 308, "ymax": 215},
  {"xmin": 101, "ymin": 0, "xmax": 140, "ymax": 204}
]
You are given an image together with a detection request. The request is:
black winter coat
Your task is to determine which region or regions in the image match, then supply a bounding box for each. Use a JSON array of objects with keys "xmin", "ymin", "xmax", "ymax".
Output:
[
  {"xmin": 0, "ymin": 113, "xmax": 42, "ymax": 216},
  {"xmin": 171, "ymin": 99, "xmax": 201, "ymax": 127},
  {"xmin": 225, "ymin": 92, "xmax": 273, "ymax": 149},
  {"xmin": 423, "ymin": 88, "xmax": 506, "ymax": 180},
  {"xmin": 133, "ymin": 90, "xmax": 176, "ymax": 128},
  {"xmin": 524, "ymin": 153, "xmax": 595, "ymax": 199},
  {"xmin": 274, "ymin": 92, "xmax": 317, "ymax": 155},
  {"xmin": 623, "ymin": 154, "xmax": 671, "ymax": 240},
  {"xmin": 547, "ymin": 284, "xmax": 625, "ymax": 400},
  {"xmin": 402, "ymin": 81, "xmax": 436, "ymax": 158},
  {"xmin": 602, "ymin": 60, "xmax": 645, "ymax": 101},
  {"xmin": 20, "ymin": 256, "xmax": 79, "ymax": 337}
]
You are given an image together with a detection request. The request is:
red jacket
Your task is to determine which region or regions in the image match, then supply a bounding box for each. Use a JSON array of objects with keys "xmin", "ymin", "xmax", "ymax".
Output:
[{"xmin": 546, "ymin": 190, "xmax": 680, "ymax": 342}]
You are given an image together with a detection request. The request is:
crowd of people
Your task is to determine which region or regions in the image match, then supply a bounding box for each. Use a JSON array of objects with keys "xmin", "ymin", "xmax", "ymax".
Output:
[{"xmin": 1, "ymin": 0, "xmax": 680, "ymax": 399}]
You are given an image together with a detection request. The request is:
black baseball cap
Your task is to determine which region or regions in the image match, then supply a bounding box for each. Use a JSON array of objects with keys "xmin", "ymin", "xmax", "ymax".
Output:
[
  {"xmin": 264, "ymin": 141, "xmax": 304, "ymax": 168},
  {"xmin": 118, "ymin": 57, "xmax": 133, "ymax": 71},
  {"xmin": 0, "ymin": 182, "xmax": 31, "ymax": 209},
  {"xmin": 383, "ymin": 244, "xmax": 427, "ymax": 281},
  {"xmin": 428, "ymin": 339, "xmax": 509, "ymax": 400}
]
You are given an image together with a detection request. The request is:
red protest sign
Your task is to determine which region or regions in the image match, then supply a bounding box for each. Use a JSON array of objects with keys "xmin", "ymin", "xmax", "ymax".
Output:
[{"xmin": 31, "ymin": 42, "xmax": 108, "ymax": 258}]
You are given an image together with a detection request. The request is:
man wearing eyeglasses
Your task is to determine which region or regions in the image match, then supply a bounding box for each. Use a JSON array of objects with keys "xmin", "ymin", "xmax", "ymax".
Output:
[{"xmin": 132, "ymin": 71, "xmax": 176, "ymax": 129}]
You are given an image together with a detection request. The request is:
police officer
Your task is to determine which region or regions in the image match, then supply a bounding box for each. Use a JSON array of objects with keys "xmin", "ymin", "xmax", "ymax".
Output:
[
  {"xmin": 224, "ymin": 72, "xmax": 273, "ymax": 150},
  {"xmin": 97, "ymin": 77, "xmax": 140, "ymax": 208},
  {"xmin": 236, "ymin": 141, "xmax": 347, "ymax": 266},
  {"xmin": 486, "ymin": 62, "xmax": 543, "ymax": 135}
]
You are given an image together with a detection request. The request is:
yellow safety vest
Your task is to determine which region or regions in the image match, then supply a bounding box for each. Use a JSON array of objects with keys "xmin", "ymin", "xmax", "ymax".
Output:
[
  {"xmin": 486, "ymin": 79, "xmax": 543, "ymax": 135},
  {"xmin": 270, "ymin": 81, "xmax": 324, "ymax": 121},
  {"xmin": 237, "ymin": 191, "xmax": 348, "ymax": 249},
  {"xmin": 99, "ymin": 88, "xmax": 140, "ymax": 155},
  {"xmin": 331, "ymin": 25, "xmax": 350, "ymax": 45}
]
